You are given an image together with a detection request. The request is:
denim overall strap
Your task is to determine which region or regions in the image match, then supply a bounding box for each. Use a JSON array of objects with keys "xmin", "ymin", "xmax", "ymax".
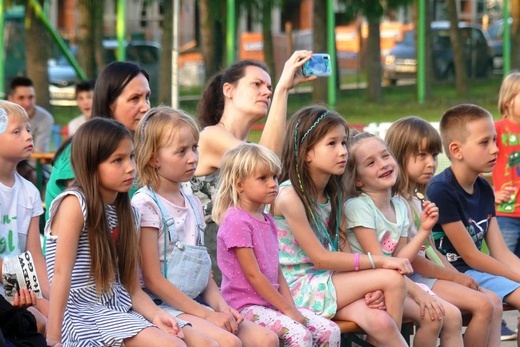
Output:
[
  {"xmin": 184, "ymin": 194, "xmax": 205, "ymax": 246},
  {"xmin": 140, "ymin": 186, "xmax": 205, "ymax": 277}
]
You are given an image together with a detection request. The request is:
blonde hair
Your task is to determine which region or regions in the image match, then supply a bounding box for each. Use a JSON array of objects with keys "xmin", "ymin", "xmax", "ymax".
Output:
[
  {"xmin": 0, "ymin": 100, "xmax": 29, "ymax": 122},
  {"xmin": 439, "ymin": 104, "xmax": 492, "ymax": 159},
  {"xmin": 498, "ymin": 72, "xmax": 520, "ymax": 118},
  {"xmin": 212, "ymin": 143, "xmax": 281, "ymax": 224},
  {"xmin": 385, "ymin": 116, "xmax": 442, "ymax": 197},
  {"xmin": 134, "ymin": 106, "xmax": 199, "ymax": 189}
]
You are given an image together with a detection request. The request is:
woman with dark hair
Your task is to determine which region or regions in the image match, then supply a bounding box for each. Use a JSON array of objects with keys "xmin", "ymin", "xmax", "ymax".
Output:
[
  {"xmin": 45, "ymin": 61, "xmax": 151, "ymax": 220},
  {"xmin": 187, "ymin": 51, "xmax": 316, "ymax": 284}
]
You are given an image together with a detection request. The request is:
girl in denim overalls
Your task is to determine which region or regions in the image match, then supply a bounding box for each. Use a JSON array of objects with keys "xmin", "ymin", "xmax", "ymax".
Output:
[
  {"xmin": 213, "ymin": 143, "xmax": 341, "ymax": 347},
  {"xmin": 132, "ymin": 107, "xmax": 278, "ymax": 347}
]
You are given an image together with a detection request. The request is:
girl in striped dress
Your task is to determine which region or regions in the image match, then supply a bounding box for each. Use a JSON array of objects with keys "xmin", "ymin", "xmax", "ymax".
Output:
[{"xmin": 45, "ymin": 118, "xmax": 186, "ymax": 347}]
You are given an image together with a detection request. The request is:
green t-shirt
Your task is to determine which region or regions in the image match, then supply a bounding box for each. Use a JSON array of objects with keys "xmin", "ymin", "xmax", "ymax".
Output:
[
  {"xmin": 45, "ymin": 142, "xmax": 74, "ymax": 221},
  {"xmin": 44, "ymin": 142, "xmax": 139, "ymax": 221}
]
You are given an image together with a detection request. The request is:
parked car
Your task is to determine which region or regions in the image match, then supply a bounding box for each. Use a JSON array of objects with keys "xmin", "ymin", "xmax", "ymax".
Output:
[
  {"xmin": 383, "ymin": 21, "xmax": 494, "ymax": 85},
  {"xmin": 486, "ymin": 18, "xmax": 512, "ymax": 70},
  {"xmin": 48, "ymin": 40, "xmax": 161, "ymax": 105}
]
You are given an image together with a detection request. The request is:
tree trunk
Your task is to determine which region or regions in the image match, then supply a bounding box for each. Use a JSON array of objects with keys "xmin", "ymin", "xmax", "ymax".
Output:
[
  {"xmin": 262, "ymin": 0, "xmax": 277, "ymax": 84},
  {"xmin": 92, "ymin": 1, "xmax": 104, "ymax": 74},
  {"xmin": 25, "ymin": 0, "xmax": 51, "ymax": 110},
  {"xmin": 77, "ymin": 0, "xmax": 94, "ymax": 78},
  {"xmin": 446, "ymin": 0, "xmax": 467, "ymax": 95},
  {"xmin": 312, "ymin": 0, "xmax": 327, "ymax": 103},
  {"xmin": 366, "ymin": 18, "xmax": 382, "ymax": 102},
  {"xmin": 159, "ymin": 0, "xmax": 173, "ymax": 105},
  {"xmin": 200, "ymin": 0, "xmax": 220, "ymax": 79}
]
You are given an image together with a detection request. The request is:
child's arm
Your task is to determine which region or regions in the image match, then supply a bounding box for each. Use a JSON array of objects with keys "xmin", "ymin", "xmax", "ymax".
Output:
[
  {"xmin": 139, "ymin": 226, "xmax": 237, "ymax": 332},
  {"xmin": 235, "ymin": 247, "xmax": 306, "ymax": 325},
  {"xmin": 405, "ymin": 276, "xmax": 445, "ymax": 320},
  {"xmin": 46, "ymin": 195, "xmax": 82, "ymax": 345},
  {"xmin": 25, "ymin": 215, "xmax": 49, "ymax": 316},
  {"xmin": 273, "ymin": 186, "xmax": 412, "ymax": 273},
  {"xmin": 128, "ymin": 283, "xmax": 183, "ymax": 338},
  {"xmin": 485, "ymin": 217, "xmax": 520, "ymax": 277},
  {"xmin": 493, "ymin": 186, "xmax": 515, "ymax": 205},
  {"xmin": 201, "ymin": 277, "xmax": 242, "ymax": 332},
  {"xmin": 351, "ymin": 227, "xmax": 445, "ymax": 320},
  {"xmin": 394, "ymin": 201, "xmax": 439, "ymax": 260},
  {"xmin": 442, "ymin": 219, "xmax": 520, "ymax": 282}
]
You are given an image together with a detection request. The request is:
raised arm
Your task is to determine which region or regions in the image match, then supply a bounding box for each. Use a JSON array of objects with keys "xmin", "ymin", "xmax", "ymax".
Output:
[{"xmin": 259, "ymin": 50, "xmax": 316, "ymax": 156}]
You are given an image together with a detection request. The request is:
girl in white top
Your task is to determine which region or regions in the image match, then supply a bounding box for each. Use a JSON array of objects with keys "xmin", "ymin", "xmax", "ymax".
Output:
[
  {"xmin": 345, "ymin": 132, "xmax": 462, "ymax": 347},
  {"xmin": 133, "ymin": 107, "xmax": 278, "ymax": 347}
]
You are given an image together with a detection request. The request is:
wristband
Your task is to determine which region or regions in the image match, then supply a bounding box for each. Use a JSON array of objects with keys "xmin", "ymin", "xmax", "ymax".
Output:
[
  {"xmin": 367, "ymin": 252, "xmax": 376, "ymax": 269},
  {"xmin": 354, "ymin": 253, "xmax": 359, "ymax": 271}
]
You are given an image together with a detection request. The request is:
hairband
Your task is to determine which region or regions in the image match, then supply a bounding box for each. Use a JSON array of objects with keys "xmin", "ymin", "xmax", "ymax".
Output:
[
  {"xmin": 300, "ymin": 110, "xmax": 330, "ymax": 145},
  {"xmin": 139, "ymin": 110, "xmax": 158, "ymax": 142}
]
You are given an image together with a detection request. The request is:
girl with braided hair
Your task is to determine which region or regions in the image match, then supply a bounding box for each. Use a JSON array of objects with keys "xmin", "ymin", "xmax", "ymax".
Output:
[{"xmin": 271, "ymin": 105, "xmax": 411, "ymax": 346}]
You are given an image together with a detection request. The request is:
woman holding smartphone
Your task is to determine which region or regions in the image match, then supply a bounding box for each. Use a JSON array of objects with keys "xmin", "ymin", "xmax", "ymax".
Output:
[{"xmin": 186, "ymin": 51, "xmax": 316, "ymax": 285}]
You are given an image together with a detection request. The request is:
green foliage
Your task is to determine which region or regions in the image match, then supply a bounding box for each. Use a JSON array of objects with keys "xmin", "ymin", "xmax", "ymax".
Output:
[
  {"xmin": 51, "ymin": 77, "xmax": 503, "ymax": 128},
  {"xmin": 340, "ymin": 0, "xmax": 412, "ymax": 21}
]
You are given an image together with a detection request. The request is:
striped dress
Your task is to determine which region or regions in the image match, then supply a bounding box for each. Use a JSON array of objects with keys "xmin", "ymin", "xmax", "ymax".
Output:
[{"xmin": 45, "ymin": 189, "xmax": 153, "ymax": 347}]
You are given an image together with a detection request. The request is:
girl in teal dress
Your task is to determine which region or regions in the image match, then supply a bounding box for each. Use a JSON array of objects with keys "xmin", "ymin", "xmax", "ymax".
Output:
[{"xmin": 271, "ymin": 105, "xmax": 412, "ymax": 347}]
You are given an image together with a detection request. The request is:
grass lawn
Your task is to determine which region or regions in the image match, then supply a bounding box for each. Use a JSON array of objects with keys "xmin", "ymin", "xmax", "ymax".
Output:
[{"xmin": 50, "ymin": 75, "xmax": 504, "ymax": 136}]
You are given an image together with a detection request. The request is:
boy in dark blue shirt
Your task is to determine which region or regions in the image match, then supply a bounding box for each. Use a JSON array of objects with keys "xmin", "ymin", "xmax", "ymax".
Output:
[{"xmin": 427, "ymin": 104, "xmax": 520, "ymax": 344}]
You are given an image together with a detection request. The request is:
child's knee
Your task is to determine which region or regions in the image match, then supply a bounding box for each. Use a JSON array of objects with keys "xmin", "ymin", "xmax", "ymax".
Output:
[
  {"xmin": 366, "ymin": 309, "xmax": 399, "ymax": 332},
  {"xmin": 443, "ymin": 303, "xmax": 462, "ymax": 329},
  {"xmin": 217, "ymin": 332, "xmax": 242, "ymax": 347},
  {"xmin": 252, "ymin": 329, "xmax": 279, "ymax": 347},
  {"xmin": 418, "ymin": 315, "xmax": 443, "ymax": 334},
  {"xmin": 470, "ymin": 293, "xmax": 495, "ymax": 319},
  {"xmin": 381, "ymin": 269, "xmax": 407, "ymax": 292},
  {"xmin": 286, "ymin": 325, "xmax": 312, "ymax": 346}
]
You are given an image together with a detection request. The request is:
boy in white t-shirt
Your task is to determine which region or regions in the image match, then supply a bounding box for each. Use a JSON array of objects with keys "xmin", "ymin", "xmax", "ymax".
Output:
[
  {"xmin": 67, "ymin": 80, "xmax": 94, "ymax": 137},
  {"xmin": 0, "ymin": 100, "xmax": 49, "ymax": 333}
]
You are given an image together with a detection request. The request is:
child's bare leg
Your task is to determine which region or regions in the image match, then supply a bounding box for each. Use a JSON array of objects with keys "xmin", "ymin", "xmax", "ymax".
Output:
[
  {"xmin": 334, "ymin": 298, "xmax": 407, "ymax": 347},
  {"xmin": 27, "ymin": 307, "xmax": 46, "ymax": 334},
  {"xmin": 433, "ymin": 280, "xmax": 500, "ymax": 347},
  {"xmin": 480, "ymin": 288, "xmax": 503, "ymax": 347},
  {"xmin": 432, "ymin": 296, "xmax": 462, "ymax": 347},
  {"xmin": 236, "ymin": 319, "xmax": 279, "ymax": 347},
  {"xmin": 179, "ymin": 314, "xmax": 241, "ymax": 347},
  {"xmin": 503, "ymin": 288, "xmax": 520, "ymax": 309},
  {"xmin": 181, "ymin": 325, "xmax": 219, "ymax": 347},
  {"xmin": 332, "ymin": 269, "xmax": 406, "ymax": 326},
  {"xmin": 125, "ymin": 326, "xmax": 187, "ymax": 347},
  {"xmin": 403, "ymin": 296, "xmax": 442, "ymax": 347}
]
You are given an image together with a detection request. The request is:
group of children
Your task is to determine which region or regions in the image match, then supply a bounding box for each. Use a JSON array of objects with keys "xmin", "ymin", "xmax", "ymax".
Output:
[{"xmin": 4, "ymin": 69, "xmax": 520, "ymax": 346}]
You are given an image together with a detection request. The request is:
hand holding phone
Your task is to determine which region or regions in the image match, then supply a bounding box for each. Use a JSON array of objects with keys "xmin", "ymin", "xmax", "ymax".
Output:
[{"xmin": 302, "ymin": 53, "xmax": 332, "ymax": 77}]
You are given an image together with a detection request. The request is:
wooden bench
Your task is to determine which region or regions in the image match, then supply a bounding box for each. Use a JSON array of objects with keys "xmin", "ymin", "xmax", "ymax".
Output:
[{"xmin": 334, "ymin": 319, "xmax": 414, "ymax": 347}]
